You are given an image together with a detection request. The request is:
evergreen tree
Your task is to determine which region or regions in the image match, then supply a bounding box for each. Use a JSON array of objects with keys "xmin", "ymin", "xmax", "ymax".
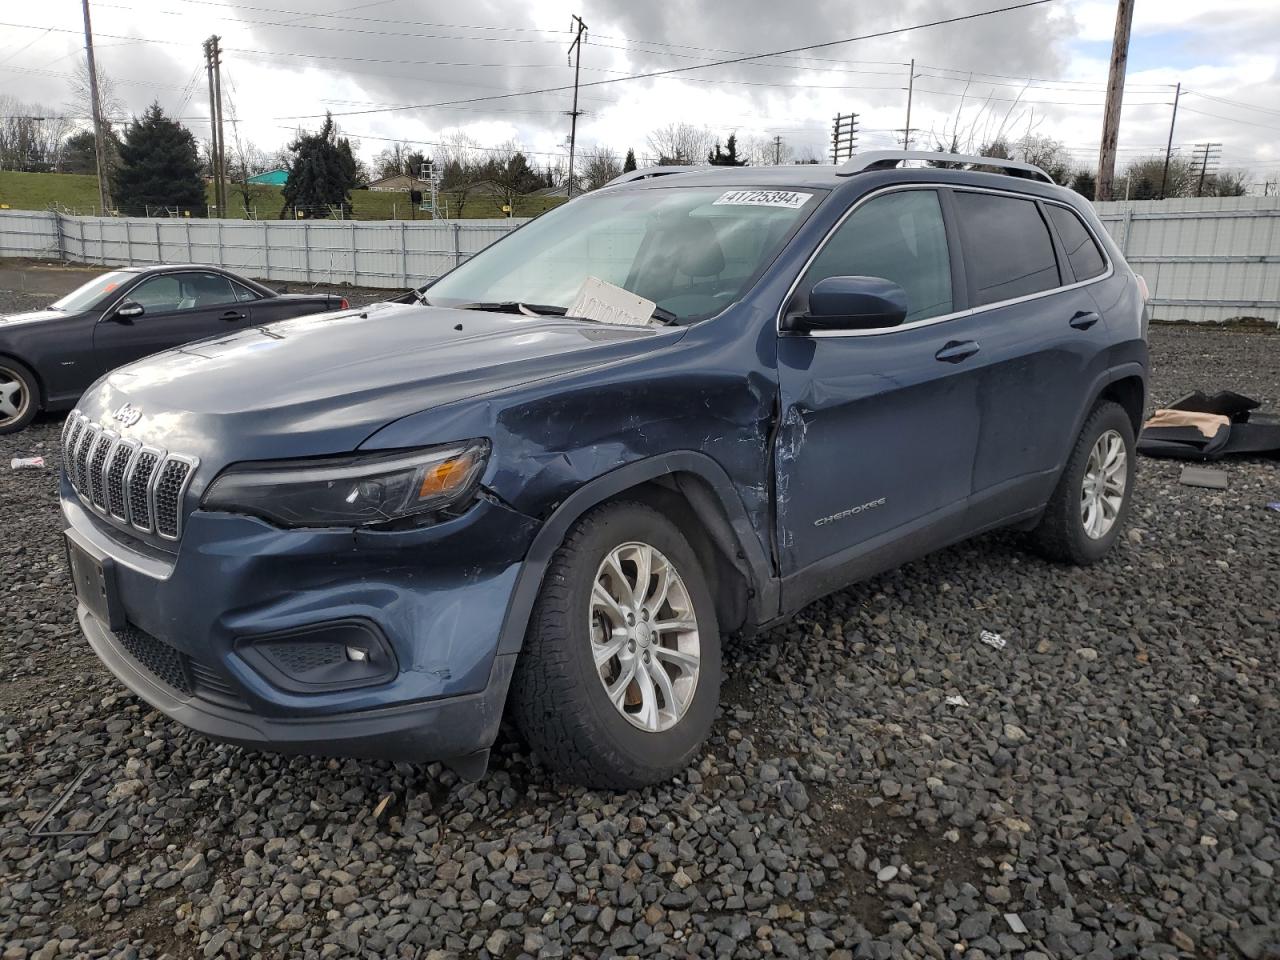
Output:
[
  {"xmin": 62, "ymin": 128, "xmax": 122, "ymax": 176},
  {"xmin": 109, "ymin": 103, "xmax": 204, "ymax": 216},
  {"xmin": 708, "ymin": 134, "xmax": 747, "ymax": 166},
  {"xmin": 622, "ymin": 148, "xmax": 637, "ymax": 173},
  {"xmin": 280, "ymin": 113, "xmax": 360, "ymax": 218},
  {"xmin": 1069, "ymin": 170, "xmax": 1097, "ymax": 199}
]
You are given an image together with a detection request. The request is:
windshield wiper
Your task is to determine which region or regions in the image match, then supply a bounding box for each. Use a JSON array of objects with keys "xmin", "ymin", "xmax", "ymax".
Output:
[{"xmin": 453, "ymin": 301, "xmax": 568, "ymax": 317}]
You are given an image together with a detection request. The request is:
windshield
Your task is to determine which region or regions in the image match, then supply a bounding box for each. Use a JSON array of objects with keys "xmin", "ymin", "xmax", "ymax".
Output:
[
  {"xmin": 50, "ymin": 271, "xmax": 135, "ymax": 312},
  {"xmin": 426, "ymin": 186, "xmax": 823, "ymax": 323}
]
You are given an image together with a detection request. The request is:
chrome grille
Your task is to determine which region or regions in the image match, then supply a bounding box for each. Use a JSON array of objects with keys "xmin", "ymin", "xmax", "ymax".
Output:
[{"xmin": 63, "ymin": 411, "xmax": 199, "ymax": 541}]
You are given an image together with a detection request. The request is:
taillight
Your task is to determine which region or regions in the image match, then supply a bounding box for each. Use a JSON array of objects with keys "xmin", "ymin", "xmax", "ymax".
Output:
[
  {"xmin": 1134, "ymin": 274, "xmax": 1149, "ymax": 302},
  {"xmin": 339, "ymin": 297, "xmax": 350, "ymax": 310}
]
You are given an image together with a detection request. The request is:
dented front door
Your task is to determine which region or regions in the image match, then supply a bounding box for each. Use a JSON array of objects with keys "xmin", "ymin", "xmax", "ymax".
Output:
[{"xmin": 773, "ymin": 325, "xmax": 981, "ymax": 576}]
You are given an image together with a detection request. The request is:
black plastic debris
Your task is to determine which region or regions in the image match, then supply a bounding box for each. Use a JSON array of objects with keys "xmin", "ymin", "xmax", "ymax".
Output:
[{"xmin": 1138, "ymin": 391, "xmax": 1280, "ymax": 461}]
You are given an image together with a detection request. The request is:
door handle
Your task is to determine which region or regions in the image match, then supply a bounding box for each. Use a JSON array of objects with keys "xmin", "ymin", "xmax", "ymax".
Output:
[
  {"xmin": 1069, "ymin": 310, "xmax": 1100, "ymax": 330},
  {"xmin": 220, "ymin": 310, "xmax": 246, "ymax": 321},
  {"xmin": 935, "ymin": 340, "xmax": 980, "ymax": 363}
]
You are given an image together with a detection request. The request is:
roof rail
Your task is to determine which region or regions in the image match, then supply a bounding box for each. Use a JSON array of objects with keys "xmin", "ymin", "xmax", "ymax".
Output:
[
  {"xmin": 602, "ymin": 165, "xmax": 709, "ymax": 188},
  {"xmin": 837, "ymin": 150, "xmax": 1055, "ymax": 184}
]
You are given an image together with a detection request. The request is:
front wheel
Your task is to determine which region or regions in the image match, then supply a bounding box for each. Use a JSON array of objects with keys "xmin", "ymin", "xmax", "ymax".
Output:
[
  {"xmin": 510, "ymin": 501, "xmax": 721, "ymax": 789},
  {"xmin": 1029, "ymin": 400, "xmax": 1136, "ymax": 565},
  {"xmin": 0, "ymin": 359, "xmax": 39, "ymax": 435}
]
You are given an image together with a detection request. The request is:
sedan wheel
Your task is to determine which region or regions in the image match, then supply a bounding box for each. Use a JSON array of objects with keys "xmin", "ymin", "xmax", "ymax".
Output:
[{"xmin": 0, "ymin": 361, "xmax": 38, "ymax": 434}]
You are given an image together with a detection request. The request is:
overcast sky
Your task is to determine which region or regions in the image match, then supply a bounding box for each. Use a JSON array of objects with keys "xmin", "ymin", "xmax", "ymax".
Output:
[{"xmin": 3, "ymin": 0, "xmax": 1278, "ymax": 186}]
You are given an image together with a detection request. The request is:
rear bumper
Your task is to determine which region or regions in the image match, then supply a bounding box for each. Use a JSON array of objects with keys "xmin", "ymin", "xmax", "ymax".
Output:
[{"xmin": 80, "ymin": 604, "xmax": 515, "ymax": 763}]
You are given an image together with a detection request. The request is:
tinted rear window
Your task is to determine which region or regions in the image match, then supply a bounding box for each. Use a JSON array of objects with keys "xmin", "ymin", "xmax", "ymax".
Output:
[
  {"xmin": 954, "ymin": 192, "xmax": 1060, "ymax": 305},
  {"xmin": 1046, "ymin": 204, "xmax": 1107, "ymax": 281}
]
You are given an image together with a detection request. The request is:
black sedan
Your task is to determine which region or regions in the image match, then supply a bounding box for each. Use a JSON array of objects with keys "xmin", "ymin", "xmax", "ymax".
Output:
[{"xmin": 0, "ymin": 265, "xmax": 349, "ymax": 433}]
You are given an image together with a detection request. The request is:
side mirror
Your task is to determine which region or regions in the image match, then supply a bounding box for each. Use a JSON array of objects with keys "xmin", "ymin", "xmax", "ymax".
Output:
[
  {"xmin": 796, "ymin": 276, "xmax": 908, "ymax": 331},
  {"xmin": 114, "ymin": 301, "xmax": 145, "ymax": 321}
]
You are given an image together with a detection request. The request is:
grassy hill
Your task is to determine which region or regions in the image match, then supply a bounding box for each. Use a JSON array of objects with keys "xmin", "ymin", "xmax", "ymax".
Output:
[{"xmin": 0, "ymin": 170, "xmax": 564, "ymax": 220}]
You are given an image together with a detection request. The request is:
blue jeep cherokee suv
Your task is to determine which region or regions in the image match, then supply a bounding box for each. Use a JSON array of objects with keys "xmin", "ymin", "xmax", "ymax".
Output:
[{"xmin": 61, "ymin": 152, "xmax": 1148, "ymax": 788}]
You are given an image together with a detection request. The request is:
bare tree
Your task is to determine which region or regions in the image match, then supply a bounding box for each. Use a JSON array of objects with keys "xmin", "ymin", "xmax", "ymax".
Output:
[
  {"xmin": 1014, "ymin": 134, "xmax": 1071, "ymax": 184},
  {"xmin": 646, "ymin": 123, "xmax": 712, "ymax": 166},
  {"xmin": 67, "ymin": 57, "xmax": 125, "ymax": 176},
  {"xmin": 581, "ymin": 147, "xmax": 621, "ymax": 191},
  {"xmin": 0, "ymin": 95, "xmax": 73, "ymax": 171}
]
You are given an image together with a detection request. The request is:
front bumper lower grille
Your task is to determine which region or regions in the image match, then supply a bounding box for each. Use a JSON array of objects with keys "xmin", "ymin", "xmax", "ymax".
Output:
[
  {"xmin": 63, "ymin": 412, "xmax": 198, "ymax": 540},
  {"xmin": 113, "ymin": 622, "xmax": 245, "ymax": 707}
]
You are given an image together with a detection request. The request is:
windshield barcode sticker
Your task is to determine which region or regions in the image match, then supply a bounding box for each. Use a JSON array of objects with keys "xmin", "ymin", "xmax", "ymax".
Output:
[{"xmin": 713, "ymin": 190, "xmax": 811, "ymax": 209}]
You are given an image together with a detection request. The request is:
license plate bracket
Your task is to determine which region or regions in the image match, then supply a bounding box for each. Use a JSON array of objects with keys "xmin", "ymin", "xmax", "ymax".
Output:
[{"xmin": 65, "ymin": 534, "xmax": 125, "ymax": 632}]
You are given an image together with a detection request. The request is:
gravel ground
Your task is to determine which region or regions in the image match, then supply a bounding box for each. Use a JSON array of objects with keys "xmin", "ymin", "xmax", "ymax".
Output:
[{"xmin": 1, "ymin": 295, "xmax": 1277, "ymax": 960}]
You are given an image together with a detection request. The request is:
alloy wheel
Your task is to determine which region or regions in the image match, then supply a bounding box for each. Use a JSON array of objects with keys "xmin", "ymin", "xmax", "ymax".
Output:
[
  {"xmin": 0, "ymin": 366, "xmax": 29, "ymax": 428},
  {"xmin": 1081, "ymin": 428, "xmax": 1127, "ymax": 539},
  {"xmin": 589, "ymin": 541, "xmax": 700, "ymax": 733}
]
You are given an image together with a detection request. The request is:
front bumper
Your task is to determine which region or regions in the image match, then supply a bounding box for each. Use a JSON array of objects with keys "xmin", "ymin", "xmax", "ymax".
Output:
[
  {"xmin": 63, "ymin": 476, "xmax": 539, "ymax": 765},
  {"xmin": 79, "ymin": 605, "xmax": 515, "ymax": 764}
]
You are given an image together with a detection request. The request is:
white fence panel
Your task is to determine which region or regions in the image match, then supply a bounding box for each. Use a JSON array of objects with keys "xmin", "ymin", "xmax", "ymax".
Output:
[
  {"xmin": 1094, "ymin": 196, "xmax": 1280, "ymax": 324},
  {"xmin": 0, "ymin": 211, "xmax": 525, "ymax": 289},
  {"xmin": 3, "ymin": 200, "xmax": 1277, "ymax": 322}
]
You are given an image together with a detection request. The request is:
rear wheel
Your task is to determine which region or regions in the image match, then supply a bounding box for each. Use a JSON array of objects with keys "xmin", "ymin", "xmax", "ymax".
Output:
[
  {"xmin": 511, "ymin": 501, "xmax": 721, "ymax": 789},
  {"xmin": 1030, "ymin": 400, "xmax": 1135, "ymax": 565},
  {"xmin": 0, "ymin": 359, "xmax": 38, "ymax": 435}
]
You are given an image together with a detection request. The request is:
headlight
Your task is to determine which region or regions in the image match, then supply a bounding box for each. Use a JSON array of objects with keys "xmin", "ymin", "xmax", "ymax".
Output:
[{"xmin": 202, "ymin": 440, "xmax": 489, "ymax": 528}]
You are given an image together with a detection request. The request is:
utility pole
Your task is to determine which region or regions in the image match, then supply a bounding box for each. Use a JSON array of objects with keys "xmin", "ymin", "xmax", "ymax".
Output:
[
  {"xmin": 830, "ymin": 114, "xmax": 859, "ymax": 163},
  {"xmin": 1191, "ymin": 142, "xmax": 1221, "ymax": 197},
  {"xmin": 1159, "ymin": 81, "xmax": 1181, "ymax": 201},
  {"xmin": 773, "ymin": 135, "xmax": 783, "ymax": 165},
  {"xmin": 565, "ymin": 15, "xmax": 587, "ymax": 198},
  {"xmin": 213, "ymin": 36, "xmax": 227, "ymax": 218},
  {"xmin": 203, "ymin": 36, "xmax": 226, "ymax": 217},
  {"xmin": 1095, "ymin": 0, "xmax": 1135, "ymax": 201},
  {"xmin": 80, "ymin": 0, "xmax": 108, "ymax": 214},
  {"xmin": 903, "ymin": 58, "xmax": 915, "ymax": 150}
]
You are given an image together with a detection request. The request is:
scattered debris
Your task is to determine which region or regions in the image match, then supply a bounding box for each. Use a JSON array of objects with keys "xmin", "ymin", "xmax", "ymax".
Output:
[
  {"xmin": 1267, "ymin": 502, "xmax": 1280, "ymax": 512},
  {"xmin": 1140, "ymin": 390, "xmax": 1280, "ymax": 461},
  {"xmin": 372, "ymin": 794, "xmax": 393, "ymax": 819},
  {"xmin": 1004, "ymin": 913, "xmax": 1029, "ymax": 935},
  {"xmin": 10, "ymin": 456, "xmax": 45, "ymax": 469},
  {"xmin": 1180, "ymin": 465, "xmax": 1228, "ymax": 490},
  {"xmin": 945, "ymin": 694, "xmax": 970, "ymax": 707},
  {"xmin": 979, "ymin": 629, "xmax": 1006, "ymax": 650},
  {"xmin": 27, "ymin": 763, "xmax": 112, "ymax": 839}
]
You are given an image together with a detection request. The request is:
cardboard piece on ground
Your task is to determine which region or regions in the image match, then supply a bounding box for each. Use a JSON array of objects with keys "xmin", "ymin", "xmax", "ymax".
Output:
[{"xmin": 1179, "ymin": 465, "xmax": 1228, "ymax": 489}]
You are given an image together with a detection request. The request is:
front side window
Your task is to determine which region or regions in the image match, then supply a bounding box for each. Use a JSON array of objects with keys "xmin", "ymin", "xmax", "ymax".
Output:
[
  {"xmin": 1045, "ymin": 204, "xmax": 1107, "ymax": 282},
  {"xmin": 426, "ymin": 186, "xmax": 823, "ymax": 323},
  {"xmin": 953, "ymin": 192, "xmax": 1060, "ymax": 305},
  {"xmin": 128, "ymin": 276, "xmax": 184, "ymax": 314},
  {"xmin": 799, "ymin": 189, "xmax": 953, "ymax": 322}
]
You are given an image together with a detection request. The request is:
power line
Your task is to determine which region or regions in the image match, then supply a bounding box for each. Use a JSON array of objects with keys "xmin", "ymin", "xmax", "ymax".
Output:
[
  {"xmin": 272, "ymin": 0, "xmax": 1063, "ymax": 120},
  {"xmin": 1178, "ymin": 106, "xmax": 1280, "ymax": 134}
]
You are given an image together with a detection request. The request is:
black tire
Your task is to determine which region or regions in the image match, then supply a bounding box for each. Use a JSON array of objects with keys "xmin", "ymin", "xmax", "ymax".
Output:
[
  {"xmin": 0, "ymin": 358, "xmax": 39, "ymax": 435},
  {"xmin": 1030, "ymin": 400, "xmax": 1136, "ymax": 565},
  {"xmin": 510, "ymin": 500, "xmax": 721, "ymax": 789}
]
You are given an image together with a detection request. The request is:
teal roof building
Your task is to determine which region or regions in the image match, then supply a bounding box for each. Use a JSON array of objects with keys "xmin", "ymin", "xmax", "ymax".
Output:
[{"xmin": 246, "ymin": 169, "xmax": 288, "ymax": 186}]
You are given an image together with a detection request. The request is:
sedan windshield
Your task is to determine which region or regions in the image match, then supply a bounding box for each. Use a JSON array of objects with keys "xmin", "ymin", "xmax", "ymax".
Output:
[
  {"xmin": 426, "ymin": 186, "xmax": 823, "ymax": 324},
  {"xmin": 50, "ymin": 271, "xmax": 135, "ymax": 312}
]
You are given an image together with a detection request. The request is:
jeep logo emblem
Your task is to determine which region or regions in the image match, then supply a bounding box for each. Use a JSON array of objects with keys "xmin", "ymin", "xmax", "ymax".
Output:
[{"xmin": 112, "ymin": 403, "xmax": 142, "ymax": 427}]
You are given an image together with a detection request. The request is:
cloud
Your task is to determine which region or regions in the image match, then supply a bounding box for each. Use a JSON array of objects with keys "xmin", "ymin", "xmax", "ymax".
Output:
[{"xmin": 4, "ymin": 0, "xmax": 1277, "ymax": 183}]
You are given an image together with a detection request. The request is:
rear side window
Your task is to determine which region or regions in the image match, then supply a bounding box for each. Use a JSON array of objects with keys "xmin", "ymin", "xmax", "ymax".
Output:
[
  {"xmin": 953, "ymin": 192, "xmax": 1060, "ymax": 305},
  {"xmin": 800, "ymin": 189, "xmax": 953, "ymax": 322},
  {"xmin": 1045, "ymin": 204, "xmax": 1107, "ymax": 281}
]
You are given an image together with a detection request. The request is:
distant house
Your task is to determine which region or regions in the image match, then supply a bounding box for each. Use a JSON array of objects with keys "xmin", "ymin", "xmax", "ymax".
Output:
[
  {"xmin": 246, "ymin": 169, "xmax": 288, "ymax": 186},
  {"xmin": 368, "ymin": 173, "xmax": 431, "ymax": 193}
]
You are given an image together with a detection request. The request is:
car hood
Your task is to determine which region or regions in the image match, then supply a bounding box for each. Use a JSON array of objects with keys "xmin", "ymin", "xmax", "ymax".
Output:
[
  {"xmin": 79, "ymin": 300, "xmax": 684, "ymax": 465},
  {"xmin": 0, "ymin": 308, "xmax": 66, "ymax": 328}
]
